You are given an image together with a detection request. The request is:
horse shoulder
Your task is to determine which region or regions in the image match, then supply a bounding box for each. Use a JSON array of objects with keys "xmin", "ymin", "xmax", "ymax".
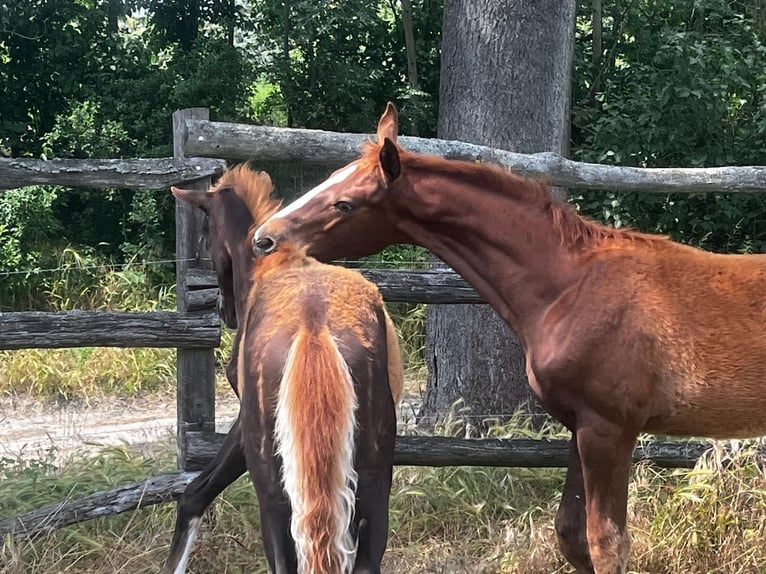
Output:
[{"xmin": 527, "ymin": 247, "xmax": 664, "ymax": 427}]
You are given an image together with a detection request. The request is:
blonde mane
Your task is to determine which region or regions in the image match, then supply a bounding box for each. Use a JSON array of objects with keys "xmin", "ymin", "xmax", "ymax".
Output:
[{"xmin": 210, "ymin": 164, "xmax": 283, "ymax": 228}]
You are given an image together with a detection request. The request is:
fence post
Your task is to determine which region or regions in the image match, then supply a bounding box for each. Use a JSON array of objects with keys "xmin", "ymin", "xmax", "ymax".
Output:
[{"xmin": 173, "ymin": 108, "xmax": 217, "ymax": 469}]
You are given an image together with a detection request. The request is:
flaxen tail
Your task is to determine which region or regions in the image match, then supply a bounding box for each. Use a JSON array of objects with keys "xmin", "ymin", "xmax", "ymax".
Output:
[{"xmin": 275, "ymin": 326, "xmax": 358, "ymax": 574}]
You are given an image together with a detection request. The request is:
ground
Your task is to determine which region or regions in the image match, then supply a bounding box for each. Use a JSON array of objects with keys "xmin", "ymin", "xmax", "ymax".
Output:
[
  {"xmin": 0, "ymin": 377, "xmax": 425, "ymax": 463},
  {"xmin": 0, "ymin": 392, "xmax": 240, "ymax": 463}
]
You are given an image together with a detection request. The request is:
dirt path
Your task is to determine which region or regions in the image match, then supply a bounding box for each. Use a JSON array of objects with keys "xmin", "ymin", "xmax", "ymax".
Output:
[
  {"xmin": 0, "ymin": 393, "xmax": 241, "ymax": 462},
  {"xmin": 0, "ymin": 379, "xmax": 422, "ymax": 463}
]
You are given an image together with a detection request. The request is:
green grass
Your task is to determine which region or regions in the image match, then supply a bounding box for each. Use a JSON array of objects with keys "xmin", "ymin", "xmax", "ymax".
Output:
[
  {"xmin": 0, "ymin": 248, "xmax": 183, "ymax": 401},
  {"xmin": 4, "ymin": 425, "xmax": 766, "ymax": 573}
]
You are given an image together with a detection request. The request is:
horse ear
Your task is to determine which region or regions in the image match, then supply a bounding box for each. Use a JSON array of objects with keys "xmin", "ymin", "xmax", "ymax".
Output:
[
  {"xmin": 379, "ymin": 137, "xmax": 401, "ymax": 182},
  {"xmin": 171, "ymin": 186, "xmax": 210, "ymax": 211},
  {"xmin": 377, "ymin": 102, "xmax": 398, "ymax": 144}
]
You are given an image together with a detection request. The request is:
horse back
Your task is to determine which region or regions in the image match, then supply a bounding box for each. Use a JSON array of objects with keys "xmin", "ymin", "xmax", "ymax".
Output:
[{"xmin": 239, "ymin": 258, "xmax": 402, "ymax": 424}]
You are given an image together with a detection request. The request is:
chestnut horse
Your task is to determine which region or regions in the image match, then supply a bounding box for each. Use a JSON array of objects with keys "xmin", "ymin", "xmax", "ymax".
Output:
[
  {"xmin": 254, "ymin": 104, "xmax": 766, "ymax": 574},
  {"xmin": 165, "ymin": 165, "xmax": 403, "ymax": 574}
]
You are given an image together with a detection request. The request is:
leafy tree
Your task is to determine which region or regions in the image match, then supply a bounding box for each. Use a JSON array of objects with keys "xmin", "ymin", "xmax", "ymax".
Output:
[
  {"xmin": 571, "ymin": 0, "xmax": 766, "ymax": 253},
  {"xmin": 253, "ymin": 0, "xmax": 403, "ymax": 131},
  {"xmin": 0, "ymin": 186, "xmax": 61, "ymax": 309},
  {"xmin": 0, "ymin": 0, "xmax": 132, "ymax": 156}
]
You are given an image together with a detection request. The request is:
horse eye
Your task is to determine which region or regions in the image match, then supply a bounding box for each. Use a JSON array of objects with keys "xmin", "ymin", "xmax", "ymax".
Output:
[{"xmin": 333, "ymin": 200, "xmax": 355, "ymax": 214}]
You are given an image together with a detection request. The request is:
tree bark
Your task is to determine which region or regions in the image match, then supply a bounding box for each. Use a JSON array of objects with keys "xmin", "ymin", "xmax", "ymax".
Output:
[
  {"xmin": 400, "ymin": 0, "xmax": 420, "ymax": 135},
  {"xmin": 592, "ymin": 0, "xmax": 602, "ymax": 67},
  {"xmin": 422, "ymin": 0, "xmax": 576, "ymax": 429}
]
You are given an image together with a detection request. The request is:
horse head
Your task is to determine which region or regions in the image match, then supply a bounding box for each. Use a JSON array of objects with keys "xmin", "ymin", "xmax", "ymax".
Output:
[
  {"xmin": 173, "ymin": 166, "xmax": 279, "ymax": 328},
  {"xmin": 254, "ymin": 103, "xmax": 408, "ymax": 262}
]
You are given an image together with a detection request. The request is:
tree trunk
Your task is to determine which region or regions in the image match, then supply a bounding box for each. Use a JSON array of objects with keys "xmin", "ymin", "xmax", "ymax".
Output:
[
  {"xmin": 400, "ymin": 0, "xmax": 420, "ymax": 135},
  {"xmin": 592, "ymin": 0, "xmax": 602, "ymax": 67},
  {"xmin": 421, "ymin": 0, "xmax": 576, "ymax": 430}
]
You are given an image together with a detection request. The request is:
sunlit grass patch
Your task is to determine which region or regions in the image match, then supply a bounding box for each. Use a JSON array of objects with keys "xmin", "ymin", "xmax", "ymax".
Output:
[{"xmin": 0, "ymin": 347, "xmax": 177, "ymax": 400}]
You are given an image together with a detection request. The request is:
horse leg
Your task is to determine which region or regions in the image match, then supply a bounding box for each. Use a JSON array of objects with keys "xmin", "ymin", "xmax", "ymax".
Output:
[
  {"xmin": 352, "ymin": 354, "xmax": 396, "ymax": 574},
  {"xmin": 161, "ymin": 414, "xmax": 246, "ymax": 574},
  {"xmin": 555, "ymin": 437, "xmax": 594, "ymax": 573},
  {"xmin": 576, "ymin": 419, "xmax": 636, "ymax": 574},
  {"xmin": 352, "ymin": 465, "xmax": 394, "ymax": 574},
  {"xmin": 248, "ymin": 468, "xmax": 297, "ymax": 574}
]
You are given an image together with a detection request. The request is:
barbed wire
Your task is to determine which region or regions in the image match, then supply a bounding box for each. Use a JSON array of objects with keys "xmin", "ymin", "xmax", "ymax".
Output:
[
  {"xmin": 0, "ymin": 258, "xmax": 442, "ymax": 279},
  {"xmin": 0, "ymin": 258, "xmax": 197, "ymax": 278}
]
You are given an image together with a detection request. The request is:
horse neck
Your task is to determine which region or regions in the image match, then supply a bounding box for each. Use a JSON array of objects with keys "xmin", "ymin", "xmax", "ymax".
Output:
[
  {"xmin": 216, "ymin": 190, "xmax": 265, "ymax": 320},
  {"xmin": 394, "ymin": 163, "xmax": 581, "ymax": 345}
]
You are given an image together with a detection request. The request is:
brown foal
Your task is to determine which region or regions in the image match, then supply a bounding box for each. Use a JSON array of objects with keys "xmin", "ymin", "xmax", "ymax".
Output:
[{"xmin": 166, "ymin": 165, "xmax": 403, "ymax": 574}]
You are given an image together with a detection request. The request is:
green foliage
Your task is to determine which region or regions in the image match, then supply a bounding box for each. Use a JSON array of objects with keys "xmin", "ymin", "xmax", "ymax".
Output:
[
  {"xmin": 253, "ymin": 0, "xmax": 396, "ymax": 131},
  {"xmin": 250, "ymin": 0, "xmax": 441, "ymax": 134},
  {"xmin": 0, "ymin": 186, "xmax": 61, "ymax": 308},
  {"xmin": 572, "ymin": 0, "xmax": 766, "ymax": 252},
  {"xmin": 42, "ymin": 101, "xmax": 136, "ymax": 159},
  {"xmin": 169, "ymin": 37, "xmax": 252, "ymax": 120},
  {"xmin": 245, "ymin": 76, "xmax": 289, "ymax": 126},
  {"xmin": 120, "ymin": 191, "xmax": 176, "ymax": 270}
]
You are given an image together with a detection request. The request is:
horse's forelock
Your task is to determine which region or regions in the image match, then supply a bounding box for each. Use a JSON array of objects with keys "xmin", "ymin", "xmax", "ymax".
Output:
[{"xmin": 212, "ymin": 164, "xmax": 282, "ymax": 227}]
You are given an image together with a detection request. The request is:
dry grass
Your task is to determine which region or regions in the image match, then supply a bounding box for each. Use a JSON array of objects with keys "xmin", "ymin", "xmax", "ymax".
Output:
[{"xmin": 4, "ymin": 431, "xmax": 766, "ymax": 574}]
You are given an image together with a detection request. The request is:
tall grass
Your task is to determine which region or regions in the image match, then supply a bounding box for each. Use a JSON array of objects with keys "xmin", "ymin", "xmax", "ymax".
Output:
[
  {"xmin": 1, "ymin": 249, "xmax": 178, "ymax": 401},
  {"xmin": 4, "ymin": 425, "xmax": 766, "ymax": 573},
  {"xmin": 0, "ymin": 243, "xmax": 426, "ymax": 401}
]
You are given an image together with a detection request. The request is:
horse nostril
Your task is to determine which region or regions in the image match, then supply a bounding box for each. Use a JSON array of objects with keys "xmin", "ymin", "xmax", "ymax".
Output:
[{"xmin": 254, "ymin": 236, "xmax": 276, "ymax": 253}]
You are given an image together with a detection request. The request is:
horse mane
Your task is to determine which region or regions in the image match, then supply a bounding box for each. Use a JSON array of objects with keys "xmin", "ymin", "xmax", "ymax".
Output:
[
  {"xmin": 360, "ymin": 141, "xmax": 662, "ymax": 251},
  {"xmin": 211, "ymin": 164, "xmax": 283, "ymax": 228}
]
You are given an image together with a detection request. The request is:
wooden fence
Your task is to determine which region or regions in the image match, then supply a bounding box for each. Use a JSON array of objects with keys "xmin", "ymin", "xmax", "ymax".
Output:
[{"xmin": 2, "ymin": 107, "xmax": 766, "ymax": 536}]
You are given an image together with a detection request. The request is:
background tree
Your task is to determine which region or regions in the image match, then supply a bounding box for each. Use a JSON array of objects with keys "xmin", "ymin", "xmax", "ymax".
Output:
[
  {"xmin": 420, "ymin": 0, "xmax": 577, "ymax": 428},
  {"xmin": 1, "ymin": 0, "xmax": 765, "ymax": 319},
  {"xmin": 572, "ymin": 0, "xmax": 766, "ymax": 253}
]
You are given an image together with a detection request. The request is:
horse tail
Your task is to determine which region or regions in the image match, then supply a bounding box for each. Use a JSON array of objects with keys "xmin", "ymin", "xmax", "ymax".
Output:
[{"xmin": 275, "ymin": 325, "xmax": 358, "ymax": 574}]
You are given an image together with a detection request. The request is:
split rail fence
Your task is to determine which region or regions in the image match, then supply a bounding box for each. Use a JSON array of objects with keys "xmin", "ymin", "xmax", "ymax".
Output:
[{"xmin": 1, "ymin": 107, "xmax": 765, "ymax": 537}]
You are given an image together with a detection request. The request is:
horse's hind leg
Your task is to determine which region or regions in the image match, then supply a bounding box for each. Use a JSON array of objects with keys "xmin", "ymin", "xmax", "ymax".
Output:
[
  {"xmin": 577, "ymin": 419, "xmax": 636, "ymax": 574},
  {"xmin": 352, "ymin": 465, "xmax": 394, "ymax": 574},
  {"xmin": 248, "ymin": 461, "xmax": 297, "ymax": 573},
  {"xmin": 161, "ymin": 414, "xmax": 246, "ymax": 574},
  {"xmin": 555, "ymin": 438, "xmax": 594, "ymax": 573}
]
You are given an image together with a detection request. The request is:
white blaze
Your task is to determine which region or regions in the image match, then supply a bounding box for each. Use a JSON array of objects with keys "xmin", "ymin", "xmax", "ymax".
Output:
[{"xmin": 271, "ymin": 164, "xmax": 357, "ymax": 219}]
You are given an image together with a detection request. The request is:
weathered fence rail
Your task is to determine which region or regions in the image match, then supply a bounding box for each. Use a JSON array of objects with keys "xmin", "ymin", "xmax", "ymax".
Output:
[
  {"xmin": 184, "ymin": 433, "xmax": 710, "ymax": 471},
  {"xmin": 1, "ymin": 436, "xmax": 725, "ymax": 539},
  {"xmin": 186, "ymin": 267, "xmax": 481, "ymax": 308},
  {"xmin": 180, "ymin": 119, "xmax": 766, "ymax": 193},
  {"xmin": 0, "ymin": 471, "xmax": 199, "ymax": 539},
  {"xmin": 0, "ymin": 310, "xmax": 220, "ymax": 350},
  {"xmin": 0, "ymin": 157, "xmax": 226, "ymax": 191}
]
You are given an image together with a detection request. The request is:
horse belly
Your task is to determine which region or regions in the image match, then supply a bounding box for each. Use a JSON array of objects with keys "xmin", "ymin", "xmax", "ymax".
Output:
[{"xmin": 647, "ymin": 369, "xmax": 766, "ymax": 439}]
